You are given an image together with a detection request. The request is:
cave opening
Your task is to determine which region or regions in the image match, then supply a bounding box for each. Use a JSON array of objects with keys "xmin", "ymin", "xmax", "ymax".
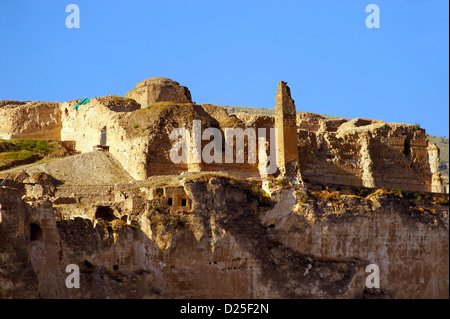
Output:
[
  {"xmin": 30, "ymin": 223, "xmax": 42, "ymax": 241},
  {"xmin": 95, "ymin": 206, "xmax": 116, "ymax": 222}
]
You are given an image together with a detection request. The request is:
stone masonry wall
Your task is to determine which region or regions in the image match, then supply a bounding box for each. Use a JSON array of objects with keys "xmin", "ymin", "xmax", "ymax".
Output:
[
  {"xmin": 0, "ymin": 101, "xmax": 61, "ymax": 140},
  {"xmin": 298, "ymin": 117, "xmax": 442, "ymax": 192},
  {"xmin": 0, "ymin": 79, "xmax": 444, "ymax": 193},
  {"xmin": 59, "ymin": 98, "xmax": 147, "ymax": 180}
]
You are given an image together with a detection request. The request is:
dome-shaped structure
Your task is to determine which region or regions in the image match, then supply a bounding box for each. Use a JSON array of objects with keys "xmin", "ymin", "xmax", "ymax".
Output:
[
  {"xmin": 126, "ymin": 77, "xmax": 192, "ymax": 108},
  {"xmin": 136, "ymin": 77, "xmax": 180, "ymax": 87}
]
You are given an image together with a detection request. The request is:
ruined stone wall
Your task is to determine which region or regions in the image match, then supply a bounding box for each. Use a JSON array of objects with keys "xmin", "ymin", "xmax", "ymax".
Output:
[
  {"xmin": 0, "ymin": 79, "xmax": 443, "ymax": 193},
  {"xmin": 125, "ymin": 77, "xmax": 192, "ymax": 108},
  {"xmin": 59, "ymin": 98, "xmax": 148, "ymax": 180},
  {"xmin": 275, "ymin": 81, "xmax": 298, "ymax": 172},
  {"xmin": 298, "ymin": 117, "xmax": 443, "ymax": 193},
  {"xmin": 296, "ymin": 112, "xmax": 348, "ymax": 133},
  {"xmin": 0, "ymin": 101, "xmax": 61, "ymax": 140}
]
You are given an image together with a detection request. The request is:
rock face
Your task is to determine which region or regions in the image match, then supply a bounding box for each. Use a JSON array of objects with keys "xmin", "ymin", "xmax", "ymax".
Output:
[
  {"xmin": 0, "ymin": 173, "xmax": 448, "ymax": 298},
  {"xmin": 0, "ymin": 101, "xmax": 61, "ymax": 140},
  {"xmin": 125, "ymin": 77, "xmax": 192, "ymax": 108},
  {"xmin": 298, "ymin": 117, "xmax": 444, "ymax": 192}
]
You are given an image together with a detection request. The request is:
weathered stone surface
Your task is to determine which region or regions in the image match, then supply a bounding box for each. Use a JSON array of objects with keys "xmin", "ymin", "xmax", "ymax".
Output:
[
  {"xmin": 0, "ymin": 101, "xmax": 61, "ymax": 140},
  {"xmin": 261, "ymin": 188, "xmax": 449, "ymax": 299},
  {"xmin": 0, "ymin": 78, "xmax": 445, "ymax": 193},
  {"xmin": 125, "ymin": 77, "xmax": 192, "ymax": 108},
  {"xmin": 275, "ymin": 81, "xmax": 299, "ymax": 180},
  {"xmin": 298, "ymin": 117, "xmax": 443, "ymax": 192},
  {"xmin": 0, "ymin": 175, "xmax": 448, "ymax": 298}
]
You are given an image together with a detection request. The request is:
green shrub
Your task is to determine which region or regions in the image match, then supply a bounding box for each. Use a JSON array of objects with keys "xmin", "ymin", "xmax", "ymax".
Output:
[
  {"xmin": 414, "ymin": 122, "xmax": 421, "ymax": 130},
  {"xmin": 392, "ymin": 189, "xmax": 402, "ymax": 197},
  {"xmin": 250, "ymin": 186, "xmax": 261, "ymax": 198}
]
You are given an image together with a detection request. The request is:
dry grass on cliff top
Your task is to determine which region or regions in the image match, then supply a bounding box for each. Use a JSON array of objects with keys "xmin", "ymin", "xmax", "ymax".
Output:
[
  {"xmin": 305, "ymin": 183, "xmax": 449, "ymax": 208},
  {"xmin": 137, "ymin": 172, "xmax": 233, "ymax": 189},
  {"xmin": 0, "ymin": 139, "xmax": 67, "ymax": 171},
  {"xmin": 120, "ymin": 102, "xmax": 215, "ymax": 136}
]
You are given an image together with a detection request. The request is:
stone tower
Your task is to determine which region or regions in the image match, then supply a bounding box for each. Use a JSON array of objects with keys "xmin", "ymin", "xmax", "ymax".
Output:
[{"xmin": 275, "ymin": 81, "xmax": 301, "ymax": 182}]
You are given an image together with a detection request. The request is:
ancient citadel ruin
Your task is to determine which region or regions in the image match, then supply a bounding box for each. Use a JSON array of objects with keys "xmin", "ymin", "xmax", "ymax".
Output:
[
  {"xmin": 0, "ymin": 77, "xmax": 448, "ymax": 299},
  {"xmin": 0, "ymin": 77, "xmax": 445, "ymax": 193}
]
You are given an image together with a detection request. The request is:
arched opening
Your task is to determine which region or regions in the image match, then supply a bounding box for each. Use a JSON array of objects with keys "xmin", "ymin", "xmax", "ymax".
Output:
[
  {"xmin": 30, "ymin": 223, "xmax": 42, "ymax": 241},
  {"xmin": 95, "ymin": 206, "xmax": 116, "ymax": 222}
]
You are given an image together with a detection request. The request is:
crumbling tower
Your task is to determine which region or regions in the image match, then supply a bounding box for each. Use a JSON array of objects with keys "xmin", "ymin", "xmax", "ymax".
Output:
[{"xmin": 275, "ymin": 81, "xmax": 301, "ymax": 183}]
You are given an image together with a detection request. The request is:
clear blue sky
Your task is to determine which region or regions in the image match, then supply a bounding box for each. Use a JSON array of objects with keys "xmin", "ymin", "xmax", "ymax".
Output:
[{"xmin": 0, "ymin": 0, "xmax": 448, "ymax": 137}]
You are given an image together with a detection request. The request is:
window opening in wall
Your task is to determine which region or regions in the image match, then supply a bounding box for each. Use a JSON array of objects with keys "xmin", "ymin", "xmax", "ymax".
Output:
[
  {"xmin": 181, "ymin": 198, "xmax": 187, "ymax": 207},
  {"xmin": 168, "ymin": 198, "xmax": 173, "ymax": 206},
  {"xmin": 403, "ymin": 138, "xmax": 411, "ymax": 156}
]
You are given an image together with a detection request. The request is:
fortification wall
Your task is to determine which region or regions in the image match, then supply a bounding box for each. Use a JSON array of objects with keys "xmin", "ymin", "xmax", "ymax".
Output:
[
  {"xmin": 59, "ymin": 98, "xmax": 147, "ymax": 180},
  {"xmin": 0, "ymin": 101, "xmax": 61, "ymax": 140},
  {"xmin": 298, "ymin": 118, "xmax": 442, "ymax": 192},
  {"xmin": 0, "ymin": 79, "xmax": 443, "ymax": 193}
]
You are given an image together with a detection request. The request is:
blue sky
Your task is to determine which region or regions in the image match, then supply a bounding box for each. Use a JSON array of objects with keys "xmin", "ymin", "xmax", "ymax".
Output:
[{"xmin": 0, "ymin": 0, "xmax": 448, "ymax": 137}]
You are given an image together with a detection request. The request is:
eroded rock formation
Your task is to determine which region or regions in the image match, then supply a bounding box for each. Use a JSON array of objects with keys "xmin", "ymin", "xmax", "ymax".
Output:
[
  {"xmin": 0, "ymin": 173, "xmax": 448, "ymax": 298},
  {"xmin": 0, "ymin": 101, "xmax": 61, "ymax": 140}
]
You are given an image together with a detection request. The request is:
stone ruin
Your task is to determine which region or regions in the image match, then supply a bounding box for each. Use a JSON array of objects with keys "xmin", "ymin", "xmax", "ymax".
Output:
[
  {"xmin": 125, "ymin": 77, "xmax": 192, "ymax": 108},
  {"xmin": 0, "ymin": 77, "xmax": 445, "ymax": 193}
]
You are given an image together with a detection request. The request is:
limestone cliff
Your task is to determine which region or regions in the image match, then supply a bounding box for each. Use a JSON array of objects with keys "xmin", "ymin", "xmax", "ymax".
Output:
[{"xmin": 0, "ymin": 172, "xmax": 448, "ymax": 298}]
